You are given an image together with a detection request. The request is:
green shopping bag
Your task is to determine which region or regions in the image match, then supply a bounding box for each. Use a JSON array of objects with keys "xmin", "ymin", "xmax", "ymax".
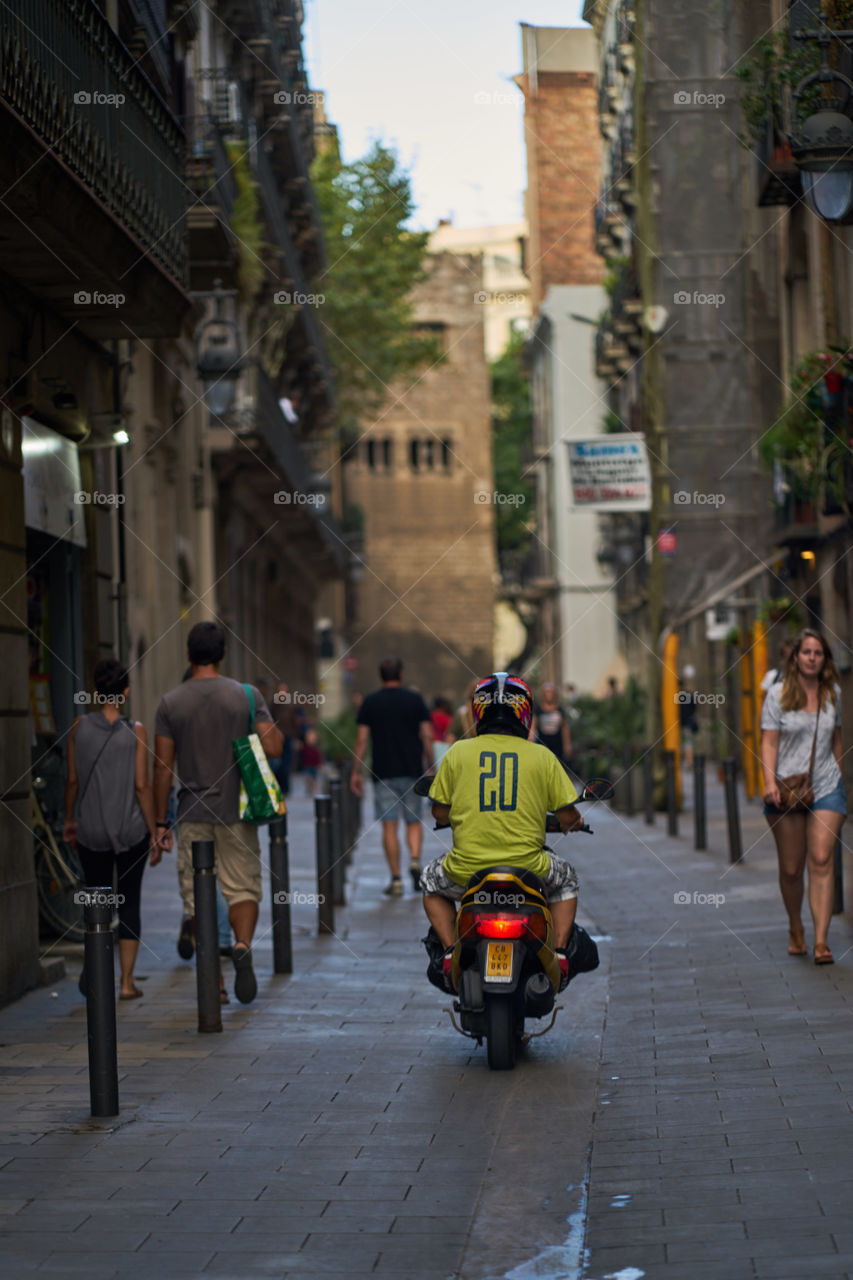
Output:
[{"xmin": 233, "ymin": 684, "xmax": 286, "ymax": 823}]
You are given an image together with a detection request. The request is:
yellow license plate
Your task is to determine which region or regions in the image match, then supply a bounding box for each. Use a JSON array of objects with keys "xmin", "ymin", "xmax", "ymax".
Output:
[{"xmin": 485, "ymin": 941, "xmax": 513, "ymax": 982}]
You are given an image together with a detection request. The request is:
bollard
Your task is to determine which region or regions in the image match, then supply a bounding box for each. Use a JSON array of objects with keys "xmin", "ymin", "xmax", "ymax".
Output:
[
  {"xmin": 622, "ymin": 744, "xmax": 635, "ymax": 817},
  {"xmin": 340, "ymin": 760, "xmax": 355, "ymax": 863},
  {"xmin": 642, "ymin": 748, "xmax": 655, "ymax": 825},
  {"xmin": 315, "ymin": 795, "xmax": 335, "ymax": 935},
  {"xmin": 693, "ymin": 754, "xmax": 707, "ymax": 851},
  {"xmin": 833, "ymin": 833, "xmax": 844, "ymax": 915},
  {"xmin": 269, "ymin": 816, "xmax": 293, "ymax": 974},
  {"xmin": 664, "ymin": 750, "xmax": 678, "ymax": 837},
  {"xmin": 83, "ymin": 887, "xmax": 119, "ymax": 1117},
  {"xmin": 329, "ymin": 775, "xmax": 346, "ymax": 907},
  {"xmin": 722, "ymin": 758, "xmax": 743, "ymax": 865},
  {"xmin": 192, "ymin": 840, "xmax": 222, "ymax": 1033}
]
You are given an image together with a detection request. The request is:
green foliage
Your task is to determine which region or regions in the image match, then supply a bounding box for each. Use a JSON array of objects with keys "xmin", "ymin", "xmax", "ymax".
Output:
[
  {"xmin": 758, "ymin": 596, "xmax": 805, "ymax": 630},
  {"xmin": 318, "ymin": 707, "xmax": 358, "ymax": 766},
  {"xmin": 490, "ymin": 331, "xmax": 535, "ymax": 562},
  {"xmin": 311, "ymin": 143, "xmax": 438, "ymax": 429},
  {"xmin": 225, "ymin": 141, "xmax": 266, "ymax": 303},
  {"xmin": 758, "ymin": 346, "xmax": 853, "ymax": 506},
  {"xmin": 570, "ymin": 678, "xmax": 647, "ymax": 779},
  {"xmin": 602, "ymin": 410, "xmax": 625, "ymax": 433},
  {"xmin": 603, "ymin": 255, "xmax": 630, "ymax": 297}
]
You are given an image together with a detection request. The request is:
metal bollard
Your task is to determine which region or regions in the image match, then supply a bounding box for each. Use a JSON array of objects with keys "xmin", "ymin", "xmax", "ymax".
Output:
[
  {"xmin": 693, "ymin": 754, "xmax": 707, "ymax": 851},
  {"xmin": 315, "ymin": 796, "xmax": 335, "ymax": 935},
  {"xmin": 192, "ymin": 840, "xmax": 222, "ymax": 1033},
  {"xmin": 833, "ymin": 833, "xmax": 844, "ymax": 915},
  {"xmin": 664, "ymin": 750, "xmax": 678, "ymax": 837},
  {"xmin": 642, "ymin": 748, "xmax": 655, "ymax": 825},
  {"xmin": 722, "ymin": 758, "xmax": 743, "ymax": 865},
  {"xmin": 623, "ymin": 744, "xmax": 635, "ymax": 817},
  {"xmin": 83, "ymin": 887, "xmax": 119, "ymax": 1117},
  {"xmin": 269, "ymin": 816, "xmax": 293, "ymax": 974},
  {"xmin": 329, "ymin": 775, "xmax": 346, "ymax": 907}
]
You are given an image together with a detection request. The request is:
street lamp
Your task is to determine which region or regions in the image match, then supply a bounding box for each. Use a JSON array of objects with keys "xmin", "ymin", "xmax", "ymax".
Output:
[
  {"xmin": 193, "ymin": 281, "xmax": 243, "ymax": 418},
  {"xmin": 790, "ymin": 29, "xmax": 853, "ymax": 222}
]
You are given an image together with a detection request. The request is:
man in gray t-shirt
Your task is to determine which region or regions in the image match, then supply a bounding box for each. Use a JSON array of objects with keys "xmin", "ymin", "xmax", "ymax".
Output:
[{"xmin": 154, "ymin": 622, "xmax": 282, "ymax": 1004}]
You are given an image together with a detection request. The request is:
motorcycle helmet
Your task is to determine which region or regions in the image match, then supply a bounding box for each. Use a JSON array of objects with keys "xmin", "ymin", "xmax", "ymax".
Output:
[{"xmin": 472, "ymin": 672, "xmax": 533, "ymax": 738}]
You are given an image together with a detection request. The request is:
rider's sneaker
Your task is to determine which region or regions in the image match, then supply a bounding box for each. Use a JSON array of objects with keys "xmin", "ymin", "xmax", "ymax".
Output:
[
  {"xmin": 556, "ymin": 948, "xmax": 571, "ymax": 992},
  {"xmin": 177, "ymin": 916, "xmax": 195, "ymax": 961},
  {"xmin": 383, "ymin": 877, "xmax": 404, "ymax": 897},
  {"xmin": 409, "ymin": 862, "xmax": 422, "ymax": 893},
  {"xmin": 442, "ymin": 947, "xmax": 455, "ymax": 992}
]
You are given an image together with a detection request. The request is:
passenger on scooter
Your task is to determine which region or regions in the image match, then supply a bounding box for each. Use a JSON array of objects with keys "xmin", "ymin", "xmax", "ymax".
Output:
[{"xmin": 420, "ymin": 673, "xmax": 584, "ymax": 990}]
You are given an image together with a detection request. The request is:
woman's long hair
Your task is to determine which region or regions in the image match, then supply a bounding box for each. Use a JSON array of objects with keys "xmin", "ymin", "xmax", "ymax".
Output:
[{"xmin": 779, "ymin": 628, "xmax": 840, "ymax": 712}]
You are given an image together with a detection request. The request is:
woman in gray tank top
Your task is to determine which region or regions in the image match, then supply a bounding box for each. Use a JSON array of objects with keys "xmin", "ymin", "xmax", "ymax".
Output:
[{"xmin": 63, "ymin": 659, "xmax": 159, "ymax": 998}]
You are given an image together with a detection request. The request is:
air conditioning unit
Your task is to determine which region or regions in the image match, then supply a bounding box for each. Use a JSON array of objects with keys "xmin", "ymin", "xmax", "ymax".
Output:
[{"xmin": 706, "ymin": 606, "xmax": 738, "ymax": 642}]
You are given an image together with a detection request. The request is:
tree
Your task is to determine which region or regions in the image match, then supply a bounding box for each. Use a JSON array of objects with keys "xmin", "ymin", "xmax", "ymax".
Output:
[
  {"xmin": 312, "ymin": 142, "xmax": 438, "ymax": 434},
  {"xmin": 490, "ymin": 330, "xmax": 535, "ymax": 572}
]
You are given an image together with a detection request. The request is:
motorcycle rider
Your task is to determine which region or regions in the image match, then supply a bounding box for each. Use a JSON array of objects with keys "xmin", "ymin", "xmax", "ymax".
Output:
[{"xmin": 420, "ymin": 673, "xmax": 584, "ymax": 990}]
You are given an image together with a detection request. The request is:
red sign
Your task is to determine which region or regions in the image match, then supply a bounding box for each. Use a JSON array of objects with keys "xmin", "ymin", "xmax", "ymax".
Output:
[{"xmin": 657, "ymin": 530, "xmax": 676, "ymax": 555}]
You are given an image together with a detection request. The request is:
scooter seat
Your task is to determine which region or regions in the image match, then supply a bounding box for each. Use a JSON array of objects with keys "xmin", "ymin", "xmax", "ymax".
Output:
[{"xmin": 463, "ymin": 865, "xmax": 549, "ymax": 899}]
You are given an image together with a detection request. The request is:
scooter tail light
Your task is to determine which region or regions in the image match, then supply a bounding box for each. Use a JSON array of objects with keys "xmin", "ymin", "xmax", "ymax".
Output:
[
  {"xmin": 457, "ymin": 908, "xmax": 477, "ymax": 940},
  {"xmin": 475, "ymin": 914, "xmax": 527, "ymax": 939},
  {"xmin": 525, "ymin": 911, "xmax": 547, "ymax": 942}
]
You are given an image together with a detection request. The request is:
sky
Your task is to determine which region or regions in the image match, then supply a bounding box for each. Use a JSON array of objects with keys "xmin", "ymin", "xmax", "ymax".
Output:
[{"xmin": 303, "ymin": 0, "xmax": 589, "ymax": 230}]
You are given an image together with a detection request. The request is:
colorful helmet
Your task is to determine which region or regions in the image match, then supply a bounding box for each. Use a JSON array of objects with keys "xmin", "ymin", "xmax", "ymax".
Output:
[{"xmin": 472, "ymin": 672, "xmax": 534, "ymax": 737}]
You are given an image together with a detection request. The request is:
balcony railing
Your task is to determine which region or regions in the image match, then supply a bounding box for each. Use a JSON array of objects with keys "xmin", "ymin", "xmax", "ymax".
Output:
[{"xmin": 1, "ymin": 0, "xmax": 187, "ymax": 287}]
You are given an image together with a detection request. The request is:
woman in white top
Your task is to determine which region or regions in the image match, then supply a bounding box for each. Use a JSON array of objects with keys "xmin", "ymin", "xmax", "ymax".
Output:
[{"xmin": 760, "ymin": 629, "xmax": 846, "ymax": 964}]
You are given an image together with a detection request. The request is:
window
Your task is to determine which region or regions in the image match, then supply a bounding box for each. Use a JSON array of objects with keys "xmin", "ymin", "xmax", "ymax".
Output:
[{"xmin": 365, "ymin": 437, "xmax": 393, "ymax": 473}]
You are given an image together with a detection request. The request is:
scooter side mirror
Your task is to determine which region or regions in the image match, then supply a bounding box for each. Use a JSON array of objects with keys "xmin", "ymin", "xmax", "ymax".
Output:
[
  {"xmin": 579, "ymin": 778, "xmax": 614, "ymax": 803},
  {"xmin": 413, "ymin": 775, "xmax": 434, "ymax": 797}
]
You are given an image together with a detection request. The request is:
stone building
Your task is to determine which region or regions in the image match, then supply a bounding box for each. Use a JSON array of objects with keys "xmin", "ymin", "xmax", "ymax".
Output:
[{"xmin": 343, "ymin": 252, "xmax": 496, "ymax": 704}]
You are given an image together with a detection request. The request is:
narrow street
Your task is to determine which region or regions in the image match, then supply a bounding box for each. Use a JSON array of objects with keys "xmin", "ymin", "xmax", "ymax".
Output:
[{"xmin": 2, "ymin": 781, "xmax": 853, "ymax": 1279}]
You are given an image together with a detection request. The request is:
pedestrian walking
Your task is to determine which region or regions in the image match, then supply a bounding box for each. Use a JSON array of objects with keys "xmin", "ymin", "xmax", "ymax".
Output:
[
  {"xmin": 153, "ymin": 621, "xmax": 282, "ymax": 1003},
  {"xmin": 300, "ymin": 727, "xmax": 324, "ymax": 797},
  {"xmin": 760, "ymin": 638, "xmax": 795, "ymax": 693},
  {"xmin": 62, "ymin": 658, "xmax": 159, "ymax": 1000},
  {"xmin": 760, "ymin": 628, "xmax": 846, "ymax": 964},
  {"xmin": 270, "ymin": 681, "xmax": 301, "ymax": 795},
  {"xmin": 350, "ymin": 657, "xmax": 435, "ymax": 895},
  {"xmin": 531, "ymin": 682, "xmax": 572, "ymax": 766}
]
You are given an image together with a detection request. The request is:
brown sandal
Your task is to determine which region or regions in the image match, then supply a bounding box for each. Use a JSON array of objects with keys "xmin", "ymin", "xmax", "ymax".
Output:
[
  {"xmin": 814, "ymin": 946, "xmax": 834, "ymax": 965},
  {"xmin": 787, "ymin": 930, "xmax": 808, "ymax": 956}
]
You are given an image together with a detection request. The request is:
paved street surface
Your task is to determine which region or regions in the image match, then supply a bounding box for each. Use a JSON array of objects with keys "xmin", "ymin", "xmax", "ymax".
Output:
[{"xmin": 1, "ymin": 773, "xmax": 852, "ymax": 1279}]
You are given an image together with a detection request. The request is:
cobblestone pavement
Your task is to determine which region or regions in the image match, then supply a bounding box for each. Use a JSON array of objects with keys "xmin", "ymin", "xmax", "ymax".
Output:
[{"xmin": 1, "ymin": 776, "xmax": 851, "ymax": 1279}]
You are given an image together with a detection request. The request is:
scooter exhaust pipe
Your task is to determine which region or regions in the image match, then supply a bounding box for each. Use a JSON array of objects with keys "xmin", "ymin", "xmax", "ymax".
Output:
[{"xmin": 524, "ymin": 971, "xmax": 554, "ymax": 1017}]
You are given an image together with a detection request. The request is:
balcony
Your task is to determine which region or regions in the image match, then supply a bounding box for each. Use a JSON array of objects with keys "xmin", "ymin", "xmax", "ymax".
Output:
[
  {"xmin": 184, "ymin": 112, "xmax": 240, "ymax": 290},
  {"xmin": 0, "ymin": 0, "xmax": 190, "ymax": 338}
]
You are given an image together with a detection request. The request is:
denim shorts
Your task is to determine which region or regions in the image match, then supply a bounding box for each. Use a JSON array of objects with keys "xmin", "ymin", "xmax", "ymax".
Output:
[
  {"xmin": 763, "ymin": 780, "xmax": 847, "ymax": 817},
  {"xmin": 374, "ymin": 776, "xmax": 423, "ymax": 823}
]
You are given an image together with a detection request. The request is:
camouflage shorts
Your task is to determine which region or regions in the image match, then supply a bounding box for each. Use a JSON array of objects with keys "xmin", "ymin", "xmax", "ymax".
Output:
[{"xmin": 419, "ymin": 852, "xmax": 579, "ymax": 902}]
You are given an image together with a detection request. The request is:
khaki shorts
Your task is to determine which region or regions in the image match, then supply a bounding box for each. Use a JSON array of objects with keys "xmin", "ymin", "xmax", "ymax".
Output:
[{"xmin": 177, "ymin": 821, "xmax": 262, "ymax": 916}]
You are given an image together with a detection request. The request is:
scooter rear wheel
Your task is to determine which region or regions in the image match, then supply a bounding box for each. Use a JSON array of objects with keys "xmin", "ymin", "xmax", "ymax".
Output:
[{"xmin": 486, "ymin": 994, "xmax": 518, "ymax": 1070}]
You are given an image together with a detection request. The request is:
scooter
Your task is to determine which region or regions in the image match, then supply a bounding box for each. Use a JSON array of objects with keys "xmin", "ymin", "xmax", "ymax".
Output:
[{"xmin": 416, "ymin": 777, "xmax": 611, "ymax": 1070}]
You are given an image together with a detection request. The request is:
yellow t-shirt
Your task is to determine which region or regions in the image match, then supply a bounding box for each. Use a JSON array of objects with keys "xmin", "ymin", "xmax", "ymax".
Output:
[{"xmin": 429, "ymin": 733, "xmax": 578, "ymax": 885}]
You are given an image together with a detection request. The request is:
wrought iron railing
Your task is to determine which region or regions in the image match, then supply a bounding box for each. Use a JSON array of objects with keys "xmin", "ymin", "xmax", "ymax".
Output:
[
  {"xmin": 184, "ymin": 113, "xmax": 237, "ymax": 223},
  {"xmin": 0, "ymin": 0, "xmax": 188, "ymax": 286}
]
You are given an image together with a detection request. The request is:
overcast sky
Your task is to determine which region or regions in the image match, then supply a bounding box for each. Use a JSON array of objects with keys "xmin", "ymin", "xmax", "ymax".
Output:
[{"xmin": 303, "ymin": 1, "xmax": 590, "ymax": 230}]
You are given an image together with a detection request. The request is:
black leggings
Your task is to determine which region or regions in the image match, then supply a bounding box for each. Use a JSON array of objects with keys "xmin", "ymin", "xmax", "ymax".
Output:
[{"xmin": 78, "ymin": 835, "xmax": 149, "ymax": 940}]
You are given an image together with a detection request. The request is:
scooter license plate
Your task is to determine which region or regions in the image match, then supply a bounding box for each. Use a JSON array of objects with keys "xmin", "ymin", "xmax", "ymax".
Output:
[{"xmin": 485, "ymin": 941, "xmax": 513, "ymax": 982}]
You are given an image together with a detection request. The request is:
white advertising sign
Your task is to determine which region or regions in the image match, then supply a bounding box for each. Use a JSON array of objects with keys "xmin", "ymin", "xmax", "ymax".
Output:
[{"xmin": 566, "ymin": 435, "xmax": 651, "ymax": 511}]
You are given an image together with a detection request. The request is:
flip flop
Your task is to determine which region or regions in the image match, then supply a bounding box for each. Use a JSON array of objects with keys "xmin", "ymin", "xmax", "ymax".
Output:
[
  {"xmin": 788, "ymin": 932, "xmax": 808, "ymax": 956},
  {"xmin": 119, "ymin": 987, "xmax": 144, "ymax": 1000},
  {"xmin": 814, "ymin": 947, "xmax": 835, "ymax": 966}
]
